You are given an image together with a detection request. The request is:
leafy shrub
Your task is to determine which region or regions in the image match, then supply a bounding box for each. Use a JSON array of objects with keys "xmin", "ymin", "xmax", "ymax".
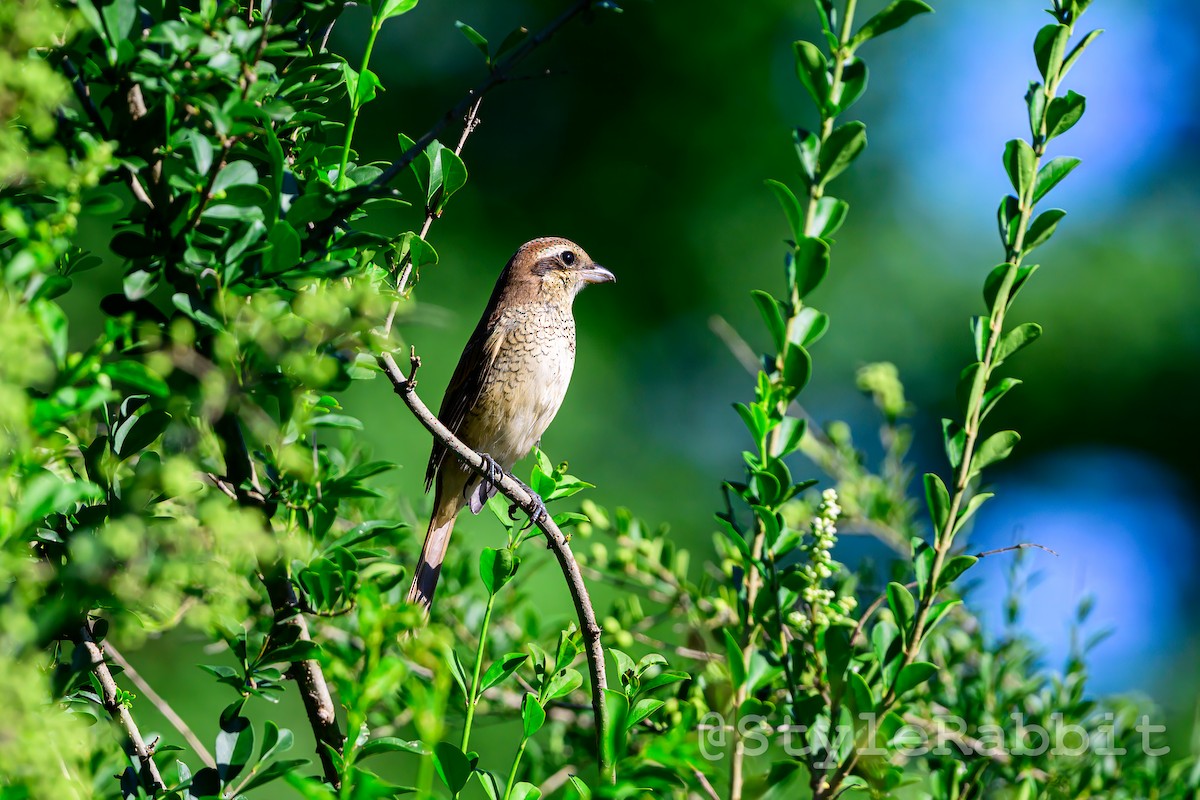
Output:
[{"xmin": 0, "ymin": 0, "xmax": 1193, "ymax": 798}]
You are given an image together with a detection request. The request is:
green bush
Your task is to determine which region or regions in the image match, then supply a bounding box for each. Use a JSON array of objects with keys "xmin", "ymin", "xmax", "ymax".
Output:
[{"xmin": 1, "ymin": 0, "xmax": 1193, "ymax": 798}]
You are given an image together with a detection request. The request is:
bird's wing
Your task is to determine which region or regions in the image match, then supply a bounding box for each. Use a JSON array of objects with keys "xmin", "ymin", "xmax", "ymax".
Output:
[{"xmin": 425, "ymin": 318, "xmax": 506, "ymax": 492}]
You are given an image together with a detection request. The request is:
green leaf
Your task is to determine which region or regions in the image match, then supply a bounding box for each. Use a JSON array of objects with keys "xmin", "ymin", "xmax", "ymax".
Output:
[
  {"xmin": 449, "ymin": 649, "xmax": 471, "ymax": 700},
  {"xmin": 923, "ymin": 473, "xmax": 949, "ymax": 533},
  {"xmin": 953, "ymin": 490, "xmax": 994, "ymax": 533},
  {"xmin": 937, "ymin": 555, "xmax": 979, "ymax": 591},
  {"xmin": 955, "ymin": 362, "xmax": 985, "ymax": 419},
  {"xmin": 544, "ymin": 668, "xmax": 583, "ymax": 701},
  {"xmin": 360, "ymin": 737, "xmax": 426, "ymax": 759},
  {"xmin": 495, "ymin": 26, "xmax": 529, "ymax": 59},
  {"xmin": 567, "ymin": 776, "xmax": 591, "ymax": 799},
  {"xmin": 751, "ymin": 290, "xmax": 787, "ymax": 352},
  {"xmin": 818, "ymin": 121, "xmax": 867, "ymax": 186},
  {"xmin": 1003, "ymin": 139, "xmax": 1036, "ymax": 199},
  {"xmin": 216, "ymin": 712, "xmax": 254, "ymax": 783},
  {"xmin": 913, "ymin": 537, "xmax": 934, "ymax": 599},
  {"xmin": 104, "ymin": 361, "xmax": 168, "ymax": 399},
  {"xmin": 970, "ymin": 316, "xmax": 988, "ymax": 361},
  {"xmin": 983, "ymin": 263, "xmax": 1039, "ymax": 310},
  {"xmin": 941, "ymin": 418, "xmax": 966, "ymax": 471},
  {"xmin": 378, "ymin": 0, "xmax": 419, "ymax": 21},
  {"xmin": 772, "ymin": 416, "xmax": 807, "ymax": 458},
  {"xmin": 426, "ymin": 141, "xmax": 469, "ymax": 212},
  {"xmin": 1026, "ymin": 81, "xmax": 1046, "ymax": 140},
  {"xmin": 1061, "ymin": 29, "xmax": 1102, "ymax": 79},
  {"xmin": 267, "ymin": 221, "xmax": 301, "ymax": 275},
  {"xmin": 433, "ymin": 742, "xmax": 472, "ymax": 794},
  {"xmin": 995, "ymin": 322, "xmax": 1042, "ymax": 364},
  {"xmin": 309, "ymin": 414, "xmax": 362, "ymax": 430},
  {"xmin": 781, "ymin": 344, "xmax": 812, "ymax": 397},
  {"xmin": 793, "ymin": 236, "xmax": 830, "ymax": 298},
  {"xmin": 78, "ymin": 0, "xmax": 137, "ymax": 46},
  {"xmin": 15, "ymin": 473, "xmax": 102, "ymax": 528},
  {"xmin": 1032, "ymin": 156, "xmax": 1081, "ymax": 203},
  {"xmin": 455, "ymin": 21, "xmax": 489, "ymax": 59},
  {"xmin": 824, "ymin": 625, "xmax": 852, "ymax": 688},
  {"xmin": 521, "ymin": 693, "xmax": 546, "ymax": 737},
  {"xmin": 600, "ymin": 690, "xmax": 629, "ymax": 766},
  {"xmin": 479, "ymin": 547, "xmax": 517, "ymax": 594},
  {"xmin": 792, "ymin": 40, "xmax": 830, "ymax": 112},
  {"xmin": 1046, "ymin": 90, "xmax": 1086, "ymax": 140},
  {"xmin": 510, "ymin": 783, "xmax": 542, "ymax": 800},
  {"xmin": 171, "ymin": 293, "xmax": 225, "ymax": 331},
  {"xmin": 971, "ymin": 431, "xmax": 1020, "ymax": 477},
  {"xmin": 886, "ymin": 582, "xmax": 915, "ymax": 642},
  {"xmin": 790, "ymin": 307, "xmax": 829, "ymax": 347},
  {"xmin": 397, "ymin": 231, "xmax": 439, "ymax": 272},
  {"xmin": 812, "ymin": 197, "xmax": 849, "ymax": 238},
  {"xmin": 112, "ymin": 410, "xmax": 171, "ymax": 460},
  {"xmin": 1023, "ymin": 209, "xmax": 1066, "ymax": 254},
  {"xmin": 625, "ymin": 698, "xmax": 664, "ymax": 731},
  {"xmin": 979, "ymin": 378, "xmax": 1021, "ymax": 419},
  {"xmin": 893, "ymin": 661, "xmax": 938, "ymax": 697},
  {"xmin": 845, "ymin": 670, "xmax": 874, "ymax": 717},
  {"xmin": 480, "ymin": 652, "xmax": 528, "ymax": 693},
  {"xmin": 212, "ymin": 161, "xmax": 258, "ymax": 194},
  {"xmin": 476, "ymin": 770, "xmax": 503, "ymax": 800},
  {"xmin": 241, "ymin": 759, "xmax": 309, "ymax": 792},
  {"xmin": 259, "ymin": 721, "xmax": 294, "ymax": 763},
  {"xmin": 997, "ymin": 195, "xmax": 1021, "ymax": 250},
  {"xmin": 721, "ymin": 628, "xmax": 746, "ymax": 690},
  {"xmin": 354, "ymin": 69, "xmax": 382, "ymax": 109},
  {"xmin": 1033, "ymin": 24, "xmax": 1069, "ymax": 81},
  {"xmin": 793, "ymin": 128, "xmax": 820, "ymax": 183},
  {"xmin": 849, "ymin": 0, "xmax": 933, "ymax": 49},
  {"xmin": 834, "ymin": 58, "xmax": 868, "ymax": 114},
  {"xmin": 925, "ymin": 598, "xmax": 961, "ymax": 636},
  {"xmin": 765, "ymin": 179, "xmax": 804, "ymax": 242}
]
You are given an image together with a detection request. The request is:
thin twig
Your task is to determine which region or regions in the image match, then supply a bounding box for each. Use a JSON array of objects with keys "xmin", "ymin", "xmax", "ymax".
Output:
[
  {"xmin": 973, "ymin": 542, "xmax": 1058, "ymax": 559},
  {"xmin": 105, "ymin": 643, "xmax": 218, "ymax": 769},
  {"xmin": 378, "ymin": 348, "xmax": 613, "ymax": 782},
  {"xmin": 393, "ymin": 95, "xmax": 484, "ymax": 298},
  {"xmin": 77, "ymin": 622, "xmax": 166, "ymax": 794},
  {"xmin": 692, "ymin": 765, "xmax": 723, "ymax": 800}
]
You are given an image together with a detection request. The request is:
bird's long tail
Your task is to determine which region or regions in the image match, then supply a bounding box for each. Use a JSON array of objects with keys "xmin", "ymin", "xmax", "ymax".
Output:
[{"xmin": 406, "ymin": 486, "xmax": 466, "ymax": 613}]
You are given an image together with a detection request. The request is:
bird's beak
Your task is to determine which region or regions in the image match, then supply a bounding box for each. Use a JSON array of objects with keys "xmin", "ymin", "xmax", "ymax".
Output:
[{"xmin": 579, "ymin": 264, "xmax": 616, "ymax": 285}]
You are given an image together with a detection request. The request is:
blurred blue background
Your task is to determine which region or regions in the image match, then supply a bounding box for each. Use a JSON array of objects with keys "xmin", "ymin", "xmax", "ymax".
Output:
[{"xmin": 97, "ymin": 0, "xmax": 1200, "ymax": 773}]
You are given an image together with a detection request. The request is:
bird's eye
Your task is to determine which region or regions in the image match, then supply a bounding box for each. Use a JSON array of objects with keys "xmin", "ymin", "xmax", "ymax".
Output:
[{"xmin": 560, "ymin": 251, "xmax": 576, "ymax": 266}]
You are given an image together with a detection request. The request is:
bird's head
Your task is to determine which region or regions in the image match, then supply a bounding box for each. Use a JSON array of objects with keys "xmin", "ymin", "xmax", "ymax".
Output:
[{"xmin": 505, "ymin": 237, "xmax": 615, "ymax": 303}]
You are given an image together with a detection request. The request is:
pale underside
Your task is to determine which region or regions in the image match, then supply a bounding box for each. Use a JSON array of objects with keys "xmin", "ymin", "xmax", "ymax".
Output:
[{"xmin": 443, "ymin": 302, "xmax": 577, "ymax": 513}]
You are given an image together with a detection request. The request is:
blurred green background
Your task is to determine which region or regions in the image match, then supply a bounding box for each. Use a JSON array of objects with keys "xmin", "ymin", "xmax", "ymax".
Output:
[{"xmin": 71, "ymin": 0, "xmax": 1199, "ymax": 785}]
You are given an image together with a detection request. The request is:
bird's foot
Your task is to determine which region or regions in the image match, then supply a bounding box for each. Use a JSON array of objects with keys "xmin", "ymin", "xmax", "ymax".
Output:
[
  {"xmin": 477, "ymin": 452, "xmax": 504, "ymax": 491},
  {"xmin": 507, "ymin": 476, "xmax": 549, "ymax": 528}
]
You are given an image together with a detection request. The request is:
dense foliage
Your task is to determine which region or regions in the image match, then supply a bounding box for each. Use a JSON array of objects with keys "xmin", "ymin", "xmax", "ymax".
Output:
[{"xmin": 1, "ymin": 0, "xmax": 1195, "ymax": 798}]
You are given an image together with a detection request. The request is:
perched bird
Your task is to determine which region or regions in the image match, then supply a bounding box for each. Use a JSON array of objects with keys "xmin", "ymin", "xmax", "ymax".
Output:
[{"xmin": 407, "ymin": 237, "xmax": 615, "ymax": 612}]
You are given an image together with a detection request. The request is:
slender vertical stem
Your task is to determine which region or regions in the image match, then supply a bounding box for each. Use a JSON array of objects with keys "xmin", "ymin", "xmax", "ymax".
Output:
[
  {"xmin": 502, "ymin": 736, "xmax": 531, "ymax": 799},
  {"xmin": 335, "ymin": 17, "xmax": 382, "ymax": 191},
  {"xmin": 730, "ymin": 4, "xmax": 858, "ymax": 798},
  {"xmin": 460, "ymin": 592, "xmax": 496, "ymax": 756}
]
